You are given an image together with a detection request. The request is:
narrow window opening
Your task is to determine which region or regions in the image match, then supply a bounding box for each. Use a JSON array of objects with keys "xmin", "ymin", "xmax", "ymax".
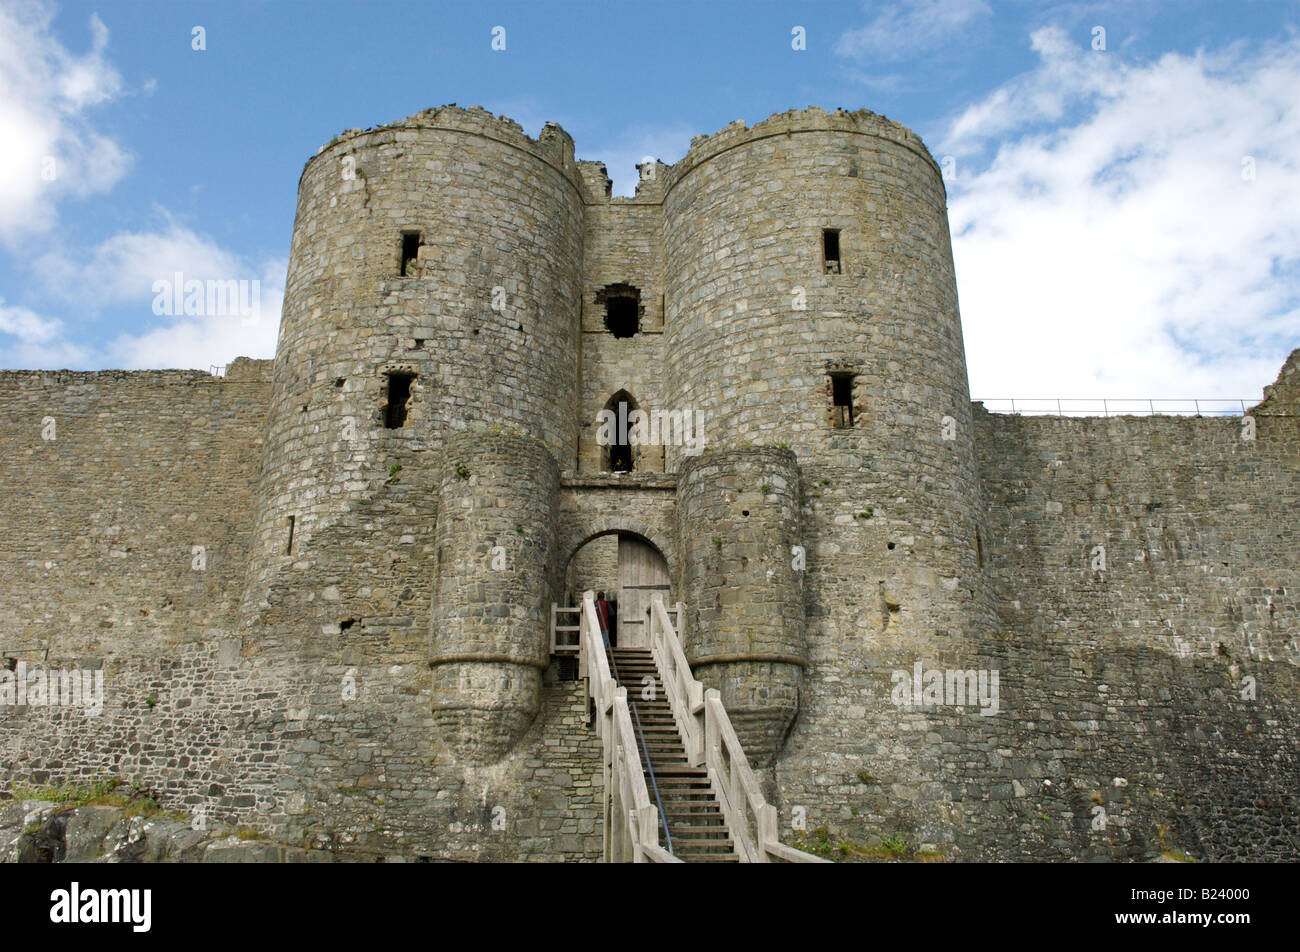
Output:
[
  {"xmin": 823, "ymin": 229, "xmax": 842, "ymax": 274},
  {"xmin": 609, "ymin": 405, "xmax": 633, "ymax": 471},
  {"xmin": 976, "ymin": 531, "xmax": 984, "ymax": 568},
  {"xmin": 384, "ymin": 372, "xmax": 414, "ymax": 428},
  {"xmin": 830, "ymin": 373, "xmax": 855, "ymax": 428},
  {"xmin": 400, "ymin": 232, "xmax": 422, "ymax": 277},
  {"xmin": 285, "ymin": 515, "xmax": 296, "ymax": 555},
  {"xmin": 603, "ymin": 391, "xmax": 636, "ymax": 472}
]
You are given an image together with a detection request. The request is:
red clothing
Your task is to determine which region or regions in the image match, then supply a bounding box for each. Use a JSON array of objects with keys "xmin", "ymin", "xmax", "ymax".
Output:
[{"xmin": 595, "ymin": 599, "xmax": 611, "ymax": 634}]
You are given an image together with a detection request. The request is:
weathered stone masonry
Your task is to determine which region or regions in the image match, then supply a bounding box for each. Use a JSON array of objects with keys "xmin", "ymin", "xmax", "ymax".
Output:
[{"xmin": 1, "ymin": 105, "xmax": 1295, "ymax": 861}]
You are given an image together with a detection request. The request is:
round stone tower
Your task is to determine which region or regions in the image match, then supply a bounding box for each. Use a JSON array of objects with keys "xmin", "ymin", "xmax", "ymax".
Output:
[
  {"xmin": 242, "ymin": 106, "xmax": 584, "ymax": 616},
  {"xmin": 677, "ymin": 447, "xmax": 805, "ymax": 766},
  {"xmin": 664, "ymin": 108, "xmax": 993, "ymax": 750},
  {"xmin": 430, "ymin": 431, "xmax": 559, "ymax": 764}
]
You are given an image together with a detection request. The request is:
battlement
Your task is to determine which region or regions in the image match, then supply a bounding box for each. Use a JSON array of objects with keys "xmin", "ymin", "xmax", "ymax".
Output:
[
  {"xmin": 304, "ymin": 105, "xmax": 940, "ymax": 206},
  {"xmin": 0, "ymin": 365, "xmax": 268, "ymax": 385},
  {"xmin": 305, "ymin": 104, "xmax": 579, "ymax": 189},
  {"xmin": 665, "ymin": 105, "xmax": 943, "ymax": 197}
]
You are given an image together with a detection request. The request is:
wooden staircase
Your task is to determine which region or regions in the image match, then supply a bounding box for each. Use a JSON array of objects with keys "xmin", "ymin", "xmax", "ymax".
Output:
[{"xmin": 609, "ymin": 647, "xmax": 738, "ymax": 862}]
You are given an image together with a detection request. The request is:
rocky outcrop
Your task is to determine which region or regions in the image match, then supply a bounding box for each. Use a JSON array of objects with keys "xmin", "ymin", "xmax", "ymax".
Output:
[{"xmin": 0, "ymin": 799, "xmax": 334, "ymax": 863}]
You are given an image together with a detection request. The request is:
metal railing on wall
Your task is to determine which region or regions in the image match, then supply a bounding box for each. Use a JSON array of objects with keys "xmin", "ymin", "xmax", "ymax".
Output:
[{"xmin": 974, "ymin": 398, "xmax": 1256, "ymax": 417}]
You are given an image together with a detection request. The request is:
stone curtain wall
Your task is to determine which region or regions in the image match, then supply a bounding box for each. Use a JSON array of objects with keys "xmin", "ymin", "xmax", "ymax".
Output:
[
  {"xmin": 976, "ymin": 410, "xmax": 1298, "ymax": 666},
  {"xmin": 0, "ymin": 361, "xmax": 290, "ymax": 834},
  {"xmin": 0, "ymin": 362, "xmax": 270, "ymax": 660},
  {"xmin": 772, "ymin": 395, "xmax": 1298, "ymax": 861}
]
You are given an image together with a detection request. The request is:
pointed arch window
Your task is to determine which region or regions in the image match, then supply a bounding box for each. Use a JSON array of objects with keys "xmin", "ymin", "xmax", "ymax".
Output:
[{"xmin": 601, "ymin": 390, "xmax": 637, "ymax": 473}]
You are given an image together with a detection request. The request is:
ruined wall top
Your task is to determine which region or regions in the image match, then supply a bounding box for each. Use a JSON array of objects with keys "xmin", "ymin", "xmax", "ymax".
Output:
[
  {"xmin": 1255, "ymin": 347, "xmax": 1300, "ymax": 414},
  {"xmin": 301, "ymin": 105, "xmax": 940, "ymax": 207},
  {"xmin": 663, "ymin": 106, "xmax": 944, "ymax": 197},
  {"xmin": 303, "ymin": 104, "xmax": 580, "ymax": 190}
]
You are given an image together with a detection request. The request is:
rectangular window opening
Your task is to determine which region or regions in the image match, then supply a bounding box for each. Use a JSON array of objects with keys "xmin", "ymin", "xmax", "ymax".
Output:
[
  {"xmin": 384, "ymin": 372, "xmax": 414, "ymax": 428},
  {"xmin": 400, "ymin": 232, "xmax": 422, "ymax": 277},
  {"xmin": 830, "ymin": 373, "xmax": 855, "ymax": 428},
  {"xmin": 823, "ymin": 229, "xmax": 841, "ymax": 274},
  {"xmin": 285, "ymin": 515, "xmax": 296, "ymax": 555}
]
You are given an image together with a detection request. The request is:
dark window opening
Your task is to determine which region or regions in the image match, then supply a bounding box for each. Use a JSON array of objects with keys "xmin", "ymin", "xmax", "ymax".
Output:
[
  {"xmin": 603, "ymin": 391, "xmax": 636, "ymax": 472},
  {"xmin": 605, "ymin": 296, "xmax": 639, "ymax": 338},
  {"xmin": 335, "ymin": 377, "xmax": 345, "ymax": 388},
  {"xmin": 384, "ymin": 372, "xmax": 414, "ymax": 428},
  {"xmin": 285, "ymin": 515, "xmax": 295, "ymax": 555},
  {"xmin": 830, "ymin": 373, "xmax": 855, "ymax": 428},
  {"xmin": 823, "ymin": 229, "xmax": 842, "ymax": 274},
  {"xmin": 597, "ymin": 283, "xmax": 642, "ymax": 338},
  {"xmin": 976, "ymin": 531, "xmax": 984, "ymax": 568},
  {"xmin": 400, "ymin": 232, "xmax": 422, "ymax": 277},
  {"xmin": 609, "ymin": 421, "xmax": 633, "ymax": 471},
  {"xmin": 556, "ymin": 656, "xmax": 578, "ymax": 681}
]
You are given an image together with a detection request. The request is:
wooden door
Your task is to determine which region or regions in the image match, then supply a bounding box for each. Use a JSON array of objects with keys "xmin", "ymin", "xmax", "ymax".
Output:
[{"xmin": 616, "ymin": 535, "xmax": 670, "ymax": 648}]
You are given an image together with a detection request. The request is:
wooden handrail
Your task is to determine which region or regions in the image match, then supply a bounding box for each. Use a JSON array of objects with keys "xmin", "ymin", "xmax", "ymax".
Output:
[
  {"xmin": 646, "ymin": 593, "xmax": 829, "ymax": 864},
  {"xmin": 649, "ymin": 597, "xmax": 705, "ymax": 765},
  {"xmin": 580, "ymin": 590, "xmax": 672, "ymax": 863}
]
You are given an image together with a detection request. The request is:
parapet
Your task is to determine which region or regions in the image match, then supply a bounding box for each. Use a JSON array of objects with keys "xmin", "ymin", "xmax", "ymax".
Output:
[
  {"xmin": 664, "ymin": 106, "xmax": 943, "ymax": 196},
  {"xmin": 303, "ymin": 104, "xmax": 579, "ymax": 189},
  {"xmin": 577, "ymin": 160, "xmax": 613, "ymax": 200}
]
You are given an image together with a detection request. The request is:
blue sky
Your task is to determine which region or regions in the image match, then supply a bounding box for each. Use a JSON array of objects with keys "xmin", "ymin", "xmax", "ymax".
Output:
[{"xmin": 1, "ymin": 0, "xmax": 1298, "ymax": 402}]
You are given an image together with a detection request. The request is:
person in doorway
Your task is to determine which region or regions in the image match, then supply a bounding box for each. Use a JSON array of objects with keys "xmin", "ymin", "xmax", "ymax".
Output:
[{"xmin": 595, "ymin": 591, "xmax": 612, "ymax": 647}]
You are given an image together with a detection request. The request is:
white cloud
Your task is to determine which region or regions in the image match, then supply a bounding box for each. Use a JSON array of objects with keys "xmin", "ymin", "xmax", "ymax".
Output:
[
  {"xmin": 103, "ymin": 251, "xmax": 284, "ymax": 371},
  {"xmin": 942, "ymin": 28, "xmax": 1300, "ymax": 401},
  {"xmin": 0, "ymin": 297, "xmax": 91, "ymax": 367},
  {"xmin": 37, "ymin": 214, "xmax": 247, "ymax": 307},
  {"xmin": 0, "ymin": 1, "xmax": 129, "ymax": 243},
  {"xmin": 835, "ymin": 0, "xmax": 991, "ymax": 62},
  {"xmin": 4, "ymin": 218, "xmax": 284, "ymax": 370}
]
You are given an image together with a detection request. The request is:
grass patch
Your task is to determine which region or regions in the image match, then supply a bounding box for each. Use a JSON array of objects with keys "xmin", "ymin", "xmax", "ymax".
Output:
[
  {"xmin": 9, "ymin": 779, "xmax": 166, "ymax": 818},
  {"xmin": 876, "ymin": 831, "xmax": 914, "ymax": 858}
]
